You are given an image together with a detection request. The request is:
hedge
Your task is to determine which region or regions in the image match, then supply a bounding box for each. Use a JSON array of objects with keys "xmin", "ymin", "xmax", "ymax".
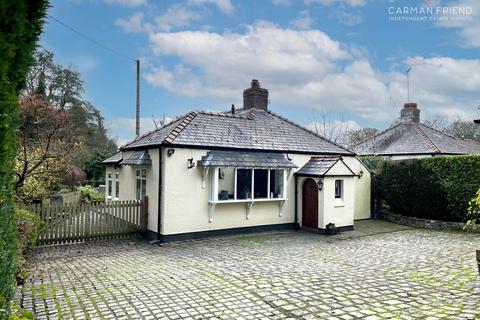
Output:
[
  {"xmin": 0, "ymin": 1, "xmax": 48, "ymax": 318},
  {"xmin": 374, "ymin": 155, "xmax": 480, "ymax": 222}
]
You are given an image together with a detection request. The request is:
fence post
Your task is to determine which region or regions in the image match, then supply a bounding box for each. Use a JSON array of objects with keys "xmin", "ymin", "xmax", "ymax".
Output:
[{"xmin": 140, "ymin": 196, "xmax": 148, "ymax": 233}]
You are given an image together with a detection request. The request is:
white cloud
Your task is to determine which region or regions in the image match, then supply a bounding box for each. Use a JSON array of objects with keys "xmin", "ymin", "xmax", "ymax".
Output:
[
  {"xmin": 187, "ymin": 0, "xmax": 234, "ymax": 14},
  {"xmin": 306, "ymin": 119, "xmax": 361, "ymax": 145},
  {"xmin": 142, "ymin": 22, "xmax": 480, "ymax": 124},
  {"xmin": 155, "ymin": 6, "xmax": 201, "ymax": 32},
  {"xmin": 290, "ymin": 10, "xmax": 314, "ymax": 30},
  {"xmin": 115, "ymin": 6, "xmax": 201, "ymax": 34},
  {"xmin": 329, "ymin": 7, "xmax": 362, "ymax": 25},
  {"xmin": 104, "ymin": 0, "xmax": 146, "ymax": 6},
  {"xmin": 435, "ymin": 0, "xmax": 480, "ymax": 48},
  {"xmin": 304, "ymin": 0, "xmax": 366, "ymax": 7},
  {"xmin": 115, "ymin": 12, "xmax": 146, "ymax": 33}
]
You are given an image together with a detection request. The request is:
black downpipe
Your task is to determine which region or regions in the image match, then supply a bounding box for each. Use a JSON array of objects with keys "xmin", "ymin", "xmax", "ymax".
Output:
[
  {"xmin": 157, "ymin": 147, "xmax": 163, "ymax": 241},
  {"xmin": 294, "ymin": 175, "xmax": 299, "ymax": 230}
]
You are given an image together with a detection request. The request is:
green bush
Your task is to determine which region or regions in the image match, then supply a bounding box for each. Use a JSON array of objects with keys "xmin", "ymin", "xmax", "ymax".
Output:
[
  {"xmin": 465, "ymin": 187, "xmax": 480, "ymax": 230},
  {"xmin": 14, "ymin": 209, "xmax": 43, "ymax": 283},
  {"xmin": 78, "ymin": 185, "xmax": 104, "ymax": 202},
  {"xmin": 374, "ymin": 155, "xmax": 480, "ymax": 222},
  {"xmin": 0, "ymin": 1, "xmax": 48, "ymax": 317}
]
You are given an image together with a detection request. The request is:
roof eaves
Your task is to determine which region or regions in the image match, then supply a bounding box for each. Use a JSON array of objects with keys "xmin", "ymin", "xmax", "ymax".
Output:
[
  {"xmin": 266, "ymin": 110, "xmax": 354, "ymax": 155},
  {"xmin": 120, "ymin": 116, "xmax": 184, "ymax": 150}
]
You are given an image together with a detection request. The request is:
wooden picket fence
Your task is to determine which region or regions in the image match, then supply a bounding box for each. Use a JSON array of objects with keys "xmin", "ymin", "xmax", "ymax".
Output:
[{"xmin": 26, "ymin": 197, "xmax": 148, "ymax": 245}]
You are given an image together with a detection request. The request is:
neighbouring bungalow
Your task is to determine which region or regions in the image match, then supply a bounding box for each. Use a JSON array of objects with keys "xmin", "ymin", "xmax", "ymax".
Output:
[
  {"xmin": 103, "ymin": 80, "xmax": 371, "ymax": 242},
  {"xmin": 352, "ymin": 102, "xmax": 480, "ymax": 160}
]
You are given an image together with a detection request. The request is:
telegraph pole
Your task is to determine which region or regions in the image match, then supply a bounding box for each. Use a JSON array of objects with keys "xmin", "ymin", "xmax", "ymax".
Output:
[{"xmin": 136, "ymin": 59, "xmax": 140, "ymax": 138}]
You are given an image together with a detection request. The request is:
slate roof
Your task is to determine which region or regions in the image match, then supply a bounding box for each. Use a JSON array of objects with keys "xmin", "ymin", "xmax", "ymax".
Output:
[
  {"xmin": 120, "ymin": 108, "xmax": 352, "ymax": 155},
  {"xmin": 198, "ymin": 150, "xmax": 297, "ymax": 169},
  {"xmin": 103, "ymin": 151, "xmax": 122, "ymax": 164},
  {"xmin": 120, "ymin": 150, "xmax": 152, "ymax": 166},
  {"xmin": 295, "ymin": 156, "xmax": 355, "ymax": 177},
  {"xmin": 352, "ymin": 122, "xmax": 480, "ymax": 156}
]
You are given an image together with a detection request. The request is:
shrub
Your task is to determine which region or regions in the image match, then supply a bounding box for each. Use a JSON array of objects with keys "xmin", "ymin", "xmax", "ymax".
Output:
[
  {"xmin": 78, "ymin": 185, "xmax": 104, "ymax": 202},
  {"xmin": 374, "ymin": 155, "xmax": 480, "ymax": 222},
  {"xmin": 14, "ymin": 209, "xmax": 43, "ymax": 283},
  {"xmin": 0, "ymin": 1, "xmax": 48, "ymax": 317},
  {"xmin": 465, "ymin": 188, "xmax": 480, "ymax": 230}
]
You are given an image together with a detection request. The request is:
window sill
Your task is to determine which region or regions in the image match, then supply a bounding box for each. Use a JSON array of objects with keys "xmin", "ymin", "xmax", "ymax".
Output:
[
  {"xmin": 334, "ymin": 199, "xmax": 345, "ymax": 207},
  {"xmin": 209, "ymin": 198, "xmax": 287, "ymax": 204}
]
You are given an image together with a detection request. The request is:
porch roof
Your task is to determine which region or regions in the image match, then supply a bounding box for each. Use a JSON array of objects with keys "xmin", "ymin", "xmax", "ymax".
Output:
[
  {"xmin": 295, "ymin": 155, "xmax": 355, "ymax": 177},
  {"xmin": 120, "ymin": 150, "xmax": 152, "ymax": 166},
  {"xmin": 102, "ymin": 151, "xmax": 122, "ymax": 165},
  {"xmin": 198, "ymin": 150, "xmax": 297, "ymax": 169}
]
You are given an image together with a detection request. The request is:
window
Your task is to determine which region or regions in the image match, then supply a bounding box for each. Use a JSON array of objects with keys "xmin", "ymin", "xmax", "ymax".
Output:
[
  {"xmin": 254, "ymin": 169, "xmax": 268, "ymax": 199},
  {"xmin": 335, "ymin": 180, "xmax": 343, "ymax": 199},
  {"xmin": 236, "ymin": 169, "xmax": 252, "ymax": 199},
  {"xmin": 136, "ymin": 169, "xmax": 147, "ymax": 200},
  {"xmin": 107, "ymin": 172, "xmax": 112, "ymax": 198},
  {"xmin": 218, "ymin": 168, "xmax": 235, "ymax": 200},
  {"xmin": 270, "ymin": 169, "xmax": 284, "ymax": 199},
  {"xmin": 214, "ymin": 168, "xmax": 286, "ymax": 202},
  {"xmin": 115, "ymin": 172, "xmax": 120, "ymax": 199}
]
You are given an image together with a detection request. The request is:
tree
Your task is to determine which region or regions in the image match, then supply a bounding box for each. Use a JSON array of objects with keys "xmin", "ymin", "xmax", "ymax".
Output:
[
  {"xmin": 24, "ymin": 48, "xmax": 117, "ymax": 169},
  {"xmin": 425, "ymin": 117, "xmax": 480, "ymax": 142},
  {"xmin": 24, "ymin": 49, "xmax": 83, "ymax": 110},
  {"xmin": 15, "ymin": 95, "xmax": 77, "ymax": 202},
  {"xmin": 345, "ymin": 128, "xmax": 380, "ymax": 147},
  {"xmin": 0, "ymin": 0, "xmax": 48, "ymax": 316},
  {"xmin": 311, "ymin": 111, "xmax": 354, "ymax": 147},
  {"xmin": 445, "ymin": 120, "xmax": 480, "ymax": 142},
  {"xmin": 84, "ymin": 150, "xmax": 112, "ymax": 186}
]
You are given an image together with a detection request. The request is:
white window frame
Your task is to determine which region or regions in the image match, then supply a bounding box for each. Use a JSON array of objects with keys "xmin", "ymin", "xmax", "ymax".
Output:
[
  {"xmin": 115, "ymin": 172, "xmax": 120, "ymax": 200},
  {"xmin": 107, "ymin": 172, "xmax": 113, "ymax": 200},
  {"xmin": 334, "ymin": 179, "xmax": 345, "ymax": 207},
  {"xmin": 210, "ymin": 168, "xmax": 287, "ymax": 204},
  {"xmin": 135, "ymin": 168, "xmax": 147, "ymax": 200}
]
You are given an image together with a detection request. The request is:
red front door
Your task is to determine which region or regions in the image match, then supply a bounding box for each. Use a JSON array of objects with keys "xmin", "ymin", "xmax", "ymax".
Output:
[{"xmin": 302, "ymin": 178, "xmax": 318, "ymax": 229}]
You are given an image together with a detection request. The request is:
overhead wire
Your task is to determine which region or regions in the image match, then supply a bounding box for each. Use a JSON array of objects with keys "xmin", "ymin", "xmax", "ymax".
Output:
[{"xmin": 47, "ymin": 14, "xmax": 136, "ymax": 62}]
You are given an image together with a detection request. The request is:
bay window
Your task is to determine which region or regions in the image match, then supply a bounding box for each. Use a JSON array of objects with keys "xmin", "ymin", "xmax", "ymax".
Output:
[{"xmin": 214, "ymin": 168, "xmax": 287, "ymax": 203}]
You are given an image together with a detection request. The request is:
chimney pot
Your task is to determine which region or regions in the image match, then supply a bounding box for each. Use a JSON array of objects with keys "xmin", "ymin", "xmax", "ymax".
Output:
[{"xmin": 243, "ymin": 79, "xmax": 269, "ymax": 110}]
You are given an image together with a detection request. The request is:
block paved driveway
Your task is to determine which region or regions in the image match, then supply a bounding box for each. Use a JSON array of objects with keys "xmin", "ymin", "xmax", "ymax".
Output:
[{"xmin": 16, "ymin": 220, "xmax": 480, "ymax": 319}]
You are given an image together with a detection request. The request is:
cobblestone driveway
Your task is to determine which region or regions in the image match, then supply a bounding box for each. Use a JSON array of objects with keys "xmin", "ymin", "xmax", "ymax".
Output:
[{"xmin": 16, "ymin": 220, "xmax": 480, "ymax": 319}]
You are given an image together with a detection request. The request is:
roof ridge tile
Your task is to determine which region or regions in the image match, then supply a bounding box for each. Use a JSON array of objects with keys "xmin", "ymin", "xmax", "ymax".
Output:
[
  {"xmin": 413, "ymin": 123, "xmax": 441, "ymax": 153},
  {"xmin": 164, "ymin": 111, "xmax": 198, "ymax": 144}
]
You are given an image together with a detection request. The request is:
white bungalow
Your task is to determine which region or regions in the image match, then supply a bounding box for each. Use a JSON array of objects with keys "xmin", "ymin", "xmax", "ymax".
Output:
[{"xmin": 103, "ymin": 80, "xmax": 371, "ymax": 241}]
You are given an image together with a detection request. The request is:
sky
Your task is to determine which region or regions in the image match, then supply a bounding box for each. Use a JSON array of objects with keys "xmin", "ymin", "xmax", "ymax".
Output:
[{"xmin": 41, "ymin": 0, "xmax": 480, "ymax": 146}]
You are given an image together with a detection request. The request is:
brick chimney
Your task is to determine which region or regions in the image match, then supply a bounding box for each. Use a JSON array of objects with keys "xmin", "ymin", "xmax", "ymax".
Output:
[
  {"xmin": 400, "ymin": 102, "xmax": 420, "ymax": 123},
  {"xmin": 243, "ymin": 79, "xmax": 268, "ymax": 110}
]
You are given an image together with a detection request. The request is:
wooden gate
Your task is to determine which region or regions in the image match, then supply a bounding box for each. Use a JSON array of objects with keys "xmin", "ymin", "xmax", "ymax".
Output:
[{"xmin": 26, "ymin": 197, "xmax": 148, "ymax": 245}]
